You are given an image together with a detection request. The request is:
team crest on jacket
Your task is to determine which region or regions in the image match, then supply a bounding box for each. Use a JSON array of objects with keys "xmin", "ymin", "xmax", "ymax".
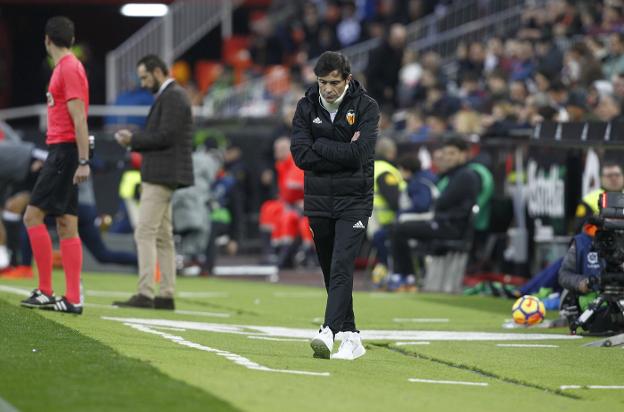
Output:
[{"xmin": 346, "ymin": 109, "xmax": 356, "ymax": 125}]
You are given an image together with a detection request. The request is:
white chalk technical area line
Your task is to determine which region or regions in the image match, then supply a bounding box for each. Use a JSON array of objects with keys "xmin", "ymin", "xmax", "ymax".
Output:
[
  {"xmin": 560, "ymin": 385, "xmax": 624, "ymax": 390},
  {"xmin": 123, "ymin": 323, "xmax": 329, "ymax": 377},
  {"xmin": 409, "ymin": 378, "xmax": 489, "ymax": 386},
  {"xmin": 496, "ymin": 344, "xmax": 559, "ymax": 348}
]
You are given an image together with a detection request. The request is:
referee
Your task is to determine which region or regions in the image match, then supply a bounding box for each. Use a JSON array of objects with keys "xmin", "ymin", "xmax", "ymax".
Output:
[
  {"xmin": 291, "ymin": 51, "xmax": 379, "ymax": 360},
  {"xmin": 20, "ymin": 16, "xmax": 90, "ymax": 314}
]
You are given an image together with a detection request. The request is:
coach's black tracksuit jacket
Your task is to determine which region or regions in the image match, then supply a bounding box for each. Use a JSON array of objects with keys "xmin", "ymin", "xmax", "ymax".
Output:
[{"xmin": 291, "ymin": 80, "xmax": 380, "ymax": 334}]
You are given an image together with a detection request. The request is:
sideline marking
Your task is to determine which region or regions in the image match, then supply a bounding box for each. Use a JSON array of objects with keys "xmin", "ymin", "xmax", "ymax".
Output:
[
  {"xmin": 0, "ymin": 395, "xmax": 20, "ymax": 412},
  {"xmin": 497, "ymin": 344, "xmax": 558, "ymax": 348},
  {"xmin": 0, "ymin": 285, "xmax": 29, "ymax": 296},
  {"xmin": 124, "ymin": 323, "xmax": 329, "ymax": 377},
  {"xmin": 393, "ymin": 318, "xmax": 449, "ymax": 323},
  {"xmin": 561, "ymin": 385, "xmax": 624, "ymax": 390},
  {"xmin": 396, "ymin": 342, "xmax": 431, "ymax": 346},
  {"xmin": 103, "ymin": 317, "xmax": 582, "ymax": 342},
  {"xmin": 248, "ymin": 336, "xmax": 308, "ymax": 342},
  {"xmin": 409, "ymin": 378, "xmax": 488, "ymax": 387}
]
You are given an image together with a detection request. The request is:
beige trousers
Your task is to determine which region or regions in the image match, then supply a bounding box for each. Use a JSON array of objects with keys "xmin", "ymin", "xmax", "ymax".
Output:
[{"xmin": 135, "ymin": 182, "xmax": 176, "ymax": 298}]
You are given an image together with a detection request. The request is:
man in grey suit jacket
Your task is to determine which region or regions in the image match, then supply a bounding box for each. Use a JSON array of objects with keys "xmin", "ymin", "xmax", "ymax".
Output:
[{"xmin": 114, "ymin": 54, "xmax": 194, "ymax": 309}]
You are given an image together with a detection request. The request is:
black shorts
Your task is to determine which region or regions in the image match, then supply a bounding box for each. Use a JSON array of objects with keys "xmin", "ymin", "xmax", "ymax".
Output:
[{"xmin": 29, "ymin": 143, "xmax": 78, "ymax": 216}]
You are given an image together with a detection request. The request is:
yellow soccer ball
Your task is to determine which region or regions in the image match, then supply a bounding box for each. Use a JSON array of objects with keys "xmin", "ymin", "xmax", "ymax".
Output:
[{"xmin": 512, "ymin": 295, "xmax": 546, "ymax": 326}]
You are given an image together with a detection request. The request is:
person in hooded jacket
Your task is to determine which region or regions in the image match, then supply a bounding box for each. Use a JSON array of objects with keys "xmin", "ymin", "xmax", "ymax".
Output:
[{"xmin": 291, "ymin": 51, "xmax": 379, "ymax": 360}]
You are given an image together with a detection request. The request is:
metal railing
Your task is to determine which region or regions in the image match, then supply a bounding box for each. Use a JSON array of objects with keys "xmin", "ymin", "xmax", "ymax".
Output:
[
  {"xmin": 0, "ymin": 104, "xmax": 223, "ymax": 132},
  {"xmin": 209, "ymin": 0, "xmax": 528, "ymax": 117},
  {"xmin": 106, "ymin": 0, "xmax": 242, "ymax": 103}
]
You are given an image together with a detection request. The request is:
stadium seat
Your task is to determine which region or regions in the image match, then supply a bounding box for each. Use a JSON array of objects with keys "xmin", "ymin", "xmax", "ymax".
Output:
[{"xmin": 421, "ymin": 206, "xmax": 478, "ymax": 293}]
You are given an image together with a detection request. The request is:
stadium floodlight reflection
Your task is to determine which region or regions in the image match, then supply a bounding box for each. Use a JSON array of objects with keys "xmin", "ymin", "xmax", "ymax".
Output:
[{"xmin": 120, "ymin": 3, "xmax": 169, "ymax": 17}]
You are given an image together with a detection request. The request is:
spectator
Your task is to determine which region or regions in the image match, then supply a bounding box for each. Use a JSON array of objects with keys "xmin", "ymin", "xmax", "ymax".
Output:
[
  {"xmin": 391, "ymin": 138, "xmax": 480, "ymax": 281},
  {"xmin": 336, "ymin": 1, "xmax": 362, "ymax": 47},
  {"xmin": 365, "ymin": 23, "xmax": 406, "ymax": 109},
  {"xmin": 575, "ymin": 162, "xmax": 624, "ymax": 229},
  {"xmin": 602, "ymin": 32, "xmax": 624, "ymax": 80},
  {"xmin": 172, "ymin": 137, "xmax": 221, "ymax": 275},
  {"xmin": 258, "ymin": 136, "xmax": 311, "ymax": 269},
  {"xmin": 370, "ymin": 137, "xmax": 404, "ymax": 287},
  {"xmin": 402, "ymin": 109, "xmax": 429, "ymax": 142}
]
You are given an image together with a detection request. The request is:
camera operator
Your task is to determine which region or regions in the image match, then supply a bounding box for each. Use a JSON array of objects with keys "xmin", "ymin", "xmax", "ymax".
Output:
[
  {"xmin": 560, "ymin": 192, "xmax": 624, "ymax": 335},
  {"xmin": 558, "ymin": 223, "xmax": 602, "ymax": 296}
]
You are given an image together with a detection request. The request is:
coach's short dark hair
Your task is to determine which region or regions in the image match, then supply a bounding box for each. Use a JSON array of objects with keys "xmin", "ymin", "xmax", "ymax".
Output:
[
  {"xmin": 137, "ymin": 54, "xmax": 169, "ymax": 76},
  {"xmin": 314, "ymin": 51, "xmax": 351, "ymax": 79},
  {"xmin": 442, "ymin": 137, "xmax": 469, "ymax": 152},
  {"xmin": 45, "ymin": 16, "xmax": 75, "ymax": 49}
]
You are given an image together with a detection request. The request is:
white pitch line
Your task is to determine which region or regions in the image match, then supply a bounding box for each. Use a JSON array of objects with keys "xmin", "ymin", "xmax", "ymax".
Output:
[
  {"xmin": 393, "ymin": 318, "xmax": 449, "ymax": 323},
  {"xmin": 152, "ymin": 326, "xmax": 188, "ymax": 332},
  {"xmin": 561, "ymin": 385, "xmax": 624, "ymax": 390},
  {"xmin": 174, "ymin": 310, "xmax": 231, "ymax": 318},
  {"xmin": 497, "ymin": 344, "xmax": 558, "ymax": 348},
  {"xmin": 396, "ymin": 341, "xmax": 431, "ymax": 346},
  {"xmin": 409, "ymin": 378, "xmax": 488, "ymax": 387},
  {"xmin": 248, "ymin": 336, "xmax": 308, "ymax": 342},
  {"xmin": 0, "ymin": 285, "xmax": 29, "ymax": 296},
  {"xmin": 124, "ymin": 323, "xmax": 329, "ymax": 377},
  {"xmin": 0, "ymin": 395, "xmax": 20, "ymax": 412},
  {"xmin": 103, "ymin": 317, "xmax": 582, "ymax": 342}
]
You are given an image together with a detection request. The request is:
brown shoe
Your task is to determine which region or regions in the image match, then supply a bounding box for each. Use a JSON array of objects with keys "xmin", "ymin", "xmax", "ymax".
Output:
[
  {"xmin": 113, "ymin": 294, "xmax": 154, "ymax": 308},
  {"xmin": 154, "ymin": 296, "xmax": 175, "ymax": 310}
]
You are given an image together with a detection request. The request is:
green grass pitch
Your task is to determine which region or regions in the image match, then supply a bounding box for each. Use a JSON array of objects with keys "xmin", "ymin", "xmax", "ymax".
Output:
[{"xmin": 1, "ymin": 272, "xmax": 623, "ymax": 412}]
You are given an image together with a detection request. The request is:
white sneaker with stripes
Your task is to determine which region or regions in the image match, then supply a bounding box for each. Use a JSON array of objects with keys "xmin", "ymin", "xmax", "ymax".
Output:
[
  {"xmin": 20, "ymin": 289, "xmax": 55, "ymax": 309},
  {"xmin": 42, "ymin": 296, "xmax": 83, "ymax": 315}
]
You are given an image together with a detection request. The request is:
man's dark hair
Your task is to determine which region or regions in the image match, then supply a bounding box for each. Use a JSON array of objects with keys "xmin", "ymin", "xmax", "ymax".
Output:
[
  {"xmin": 442, "ymin": 137, "xmax": 469, "ymax": 152},
  {"xmin": 602, "ymin": 161, "xmax": 623, "ymax": 174},
  {"xmin": 137, "ymin": 54, "xmax": 169, "ymax": 76},
  {"xmin": 397, "ymin": 153, "xmax": 421, "ymax": 173},
  {"xmin": 314, "ymin": 51, "xmax": 351, "ymax": 79},
  {"xmin": 45, "ymin": 16, "xmax": 74, "ymax": 49}
]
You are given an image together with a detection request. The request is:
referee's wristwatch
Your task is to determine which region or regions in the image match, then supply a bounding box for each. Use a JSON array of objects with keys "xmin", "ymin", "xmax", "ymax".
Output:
[{"xmin": 78, "ymin": 158, "xmax": 90, "ymax": 166}]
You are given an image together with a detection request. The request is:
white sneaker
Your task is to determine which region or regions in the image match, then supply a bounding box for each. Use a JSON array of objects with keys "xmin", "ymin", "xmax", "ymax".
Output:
[
  {"xmin": 331, "ymin": 331, "xmax": 366, "ymax": 360},
  {"xmin": 310, "ymin": 326, "xmax": 334, "ymax": 359}
]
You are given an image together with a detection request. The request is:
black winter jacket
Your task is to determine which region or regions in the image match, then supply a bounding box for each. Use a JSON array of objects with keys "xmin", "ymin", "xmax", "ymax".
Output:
[
  {"xmin": 291, "ymin": 80, "xmax": 379, "ymax": 218},
  {"xmin": 435, "ymin": 163, "xmax": 480, "ymax": 230}
]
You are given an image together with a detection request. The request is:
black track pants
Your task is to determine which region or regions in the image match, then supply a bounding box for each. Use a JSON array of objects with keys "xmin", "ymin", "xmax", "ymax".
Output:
[{"xmin": 308, "ymin": 216, "xmax": 368, "ymax": 334}]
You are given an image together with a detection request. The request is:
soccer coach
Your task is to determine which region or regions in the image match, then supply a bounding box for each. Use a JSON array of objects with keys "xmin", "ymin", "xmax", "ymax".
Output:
[{"xmin": 291, "ymin": 51, "xmax": 379, "ymax": 360}]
